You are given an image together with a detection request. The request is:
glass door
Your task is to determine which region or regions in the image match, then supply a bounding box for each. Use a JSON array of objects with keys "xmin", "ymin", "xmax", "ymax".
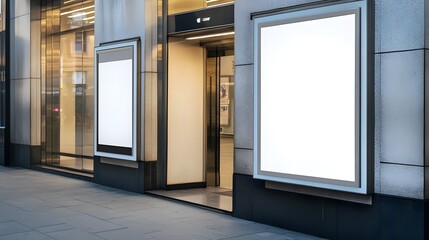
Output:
[{"xmin": 206, "ymin": 44, "xmax": 234, "ymax": 189}]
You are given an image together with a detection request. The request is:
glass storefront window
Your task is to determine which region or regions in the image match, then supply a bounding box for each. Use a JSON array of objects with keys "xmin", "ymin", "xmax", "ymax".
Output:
[
  {"xmin": 168, "ymin": 0, "xmax": 234, "ymax": 15},
  {"xmin": 41, "ymin": 0, "xmax": 95, "ymax": 172}
]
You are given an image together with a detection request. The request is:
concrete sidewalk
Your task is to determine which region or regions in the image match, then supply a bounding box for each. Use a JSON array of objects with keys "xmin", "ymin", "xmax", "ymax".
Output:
[{"xmin": 0, "ymin": 167, "xmax": 322, "ymax": 240}]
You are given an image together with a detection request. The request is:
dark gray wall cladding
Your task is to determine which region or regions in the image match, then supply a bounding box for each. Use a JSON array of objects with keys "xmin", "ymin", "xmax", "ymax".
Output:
[
  {"xmin": 94, "ymin": 157, "xmax": 145, "ymax": 193},
  {"xmin": 234, "ymin": 0, "xmax": 428, "ymax": 199},
  {"xmin": 9, "ymin": 144, "xmax": 30, "ymax": 168},
  {"xmin": 233, "ymin": 174, "xmax": 427, "ymax": 239}
]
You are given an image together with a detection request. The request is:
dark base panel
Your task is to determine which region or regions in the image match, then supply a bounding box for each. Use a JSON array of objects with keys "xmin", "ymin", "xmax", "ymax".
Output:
[
  {"xmin": 9, "ymin": 144, "xmax": 41, "ymax": 168},
  {"xmin": 93, "ymin": 156, "xmax": 145, "ymax": 194},
  {"xmin": 166, "ymin": 182, "xmax": 207, "ymax": 190},
  {"xmin": 30, "ymin": 146, "xmax": 41, "ymax": 165},
  {"xmin": 144, "ymin": 161, "xmax": 158, "ymax": 190},
  {"xmin": 0, "ymin": 128, "xmax": 4, "ymax": 166},
  {"xmin": 233, "ymin": 173, "xmax": 428, "ymax": 240},
  {"xmin": 0, "ymin": 145, "xmax": 4, "ymax": 166},
  {"xmin": 426, "ymin": 202, "xmax": 429, "ymax": 240}
]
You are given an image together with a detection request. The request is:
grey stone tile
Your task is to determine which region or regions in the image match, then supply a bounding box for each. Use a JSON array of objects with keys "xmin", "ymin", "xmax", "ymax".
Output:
[
  {"xmin": 65, "ymin": 202, "xmax": 110, "ymax": 214},
  {"xmin": 9, "ymin": 0, "xmax": 30, "ymax": 19},
  {"xmin": 378, "ymin": 0, "xmax": 424, "ymax": 52},
  {"xmin": 146, "ymin": 231, "xmax": 212, "ymax": 240},
  {"xmin": 224, "ymin": 231, "xmax": 322, "ymax": 240},
  {"xmin": 95, "ymin": 228, "xmax": 156, "ymax": 240},
  {"xmin": 234, "ymin": 10, "xmax": 253, "ymax": 65},
  {"xmin": 10, "ymin": 79, "xmax": 31, "ymax": 145},
  {"xmin": 235, "ymin": 148, "xmax": 253, "ymax": 175},
  {"xmin": 425, "ymin": 167, "xmax": 429, "ymax": 199},
  {"xmin": 60, "ymin": 214, "xmax": 125, "ymax": 234},
  {"xmin": 93, "ymin": 198, "xmax": 145, "ymax": 210},
  {"xmin": 380, "ymin": 163, "xmax": 424, "ymax": 199},
  {"xmin": 46, "ymin": 229, "xmax": 104, "ymax": 240},
  {"xmin": 235, "ymin": 64, "xmax": 254, "ymax": 149},
  {"xmin": 145, "ymin": 221, "xmax": 235, "ymax": 239},
  {"xmin": 374, "ymin": 0, "xmax": 381, "ymax": 53},
  {"xmin": 426, "ymin": 3, "xmax": 429, "ymax": 49},
  {"xmin": 426, "ymin": 50, "xmax": 429, "ymax": 168},
  {"xmin": 0, "ymin": 231, "xmax": 51, "ymax": 240},
  {"xmin": 281, "ymin": 230, "xmax": 326, "ymax": 240},
  {"xmin": 3, "ymin": 196, "xmax": 50, "ymax": 212},
  {"xmin": 106, "ymin": 216, "xmax": 164, "ymax": 234},
  {"xmin": 10, "ymin": 14, "xmax": 31, "ymax": 80},
  {"xmin": 374, "ymin": 54, "xmax": 381, "ymax": 193},
  {"xmin": 30, "ymin": 195, "xmax": 84, "ymax": 208},
  {"xmin": 10, "ymin": 208, "xmax": 76, "ymax": 229},
  {"xmin": 35, "ymin": 223, "xmax": 75, "ymax": 234},
  {"xmin": 0, "ymin": 221, "xmax": 31, "ymax": 236},
  {"xmin": 76, "ymin": 207, "xmax": 135, "ymax": 220},
  {"xmin": 95, "ymin": 0, "xmax": 156, "ymax": 72},
  {"xmin": 0, "ymin": 204, "xmax": 27, "ymax": 218},
  {"xmin": 380, "ymin": 50, "xmax": 424, "ymax": 166},
  {"xmin": 234, "ymin": 0, "xmax": 320, "ymax": 65},
  {"xmin": 203, "ymin": 224, "xmax": 264, "ymax": 239}
]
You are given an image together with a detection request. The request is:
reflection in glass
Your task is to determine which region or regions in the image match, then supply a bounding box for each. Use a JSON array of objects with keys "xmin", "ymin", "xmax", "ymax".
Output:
[
  {"xmin": 60, "ymin": 2, "xmax": 94, "ymax": 31},
  {"xmin": 168, "ymin": 0, "xmax": 234, "ymax": 15},
  {"xmin": 41, "ymin": 0, "xmax": 94, "ymax": 172}
]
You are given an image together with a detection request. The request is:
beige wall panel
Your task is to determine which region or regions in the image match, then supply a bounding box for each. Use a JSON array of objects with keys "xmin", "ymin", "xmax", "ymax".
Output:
[{"xmin": 167, "ymin": 41, "xmax": 205, "ymax": 185}]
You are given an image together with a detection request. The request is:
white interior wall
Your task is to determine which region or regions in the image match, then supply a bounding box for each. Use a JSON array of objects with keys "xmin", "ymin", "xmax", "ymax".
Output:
[{"xmin": 167, "ymin": 40, "xmax": 205, "ymax": 185}]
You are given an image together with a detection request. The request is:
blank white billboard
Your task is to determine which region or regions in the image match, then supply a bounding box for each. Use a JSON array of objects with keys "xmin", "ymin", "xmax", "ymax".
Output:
[
  {"xmin": 254, "ymin": 1, "xmax": 369, "ymax": 194},
  {"xmin": 94, "ymin": 40, "xmax": 139, "ymax": 161},
  {"xmin": 261, "ymin": 14, "xmax": 356, "ymax": 181},
  {"xmin": 98, "ymin": 59, "xmax": 133, "ymax": 148}
]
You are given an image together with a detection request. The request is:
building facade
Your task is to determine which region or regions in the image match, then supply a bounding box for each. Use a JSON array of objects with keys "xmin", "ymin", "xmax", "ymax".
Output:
[{"xmin": 1, "ymin": 0, "xmax": 428, "ymax": 239}]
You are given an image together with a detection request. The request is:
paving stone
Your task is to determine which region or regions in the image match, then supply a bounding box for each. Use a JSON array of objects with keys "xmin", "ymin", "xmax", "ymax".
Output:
[
  {"xmin": 46, "ymin": 229, "xmax": 104, "ymax": 240},
  {"xmin": 0, "ymin": 231, "xmax": 52, "ymax": 240},
  {"xmin": 0, "ymin": 166, "xmax": 321, "ymax": 240},
  {"xmin": 95, "ymin": 228, "xmax": 156, "ymax": 240},
  {"xmin": 0, "ymin": 221, "xmax": 31, "ymax": 236},
  {"xmin": 35, "ymin": 223, "xmax": 76, "ymax": 234}
]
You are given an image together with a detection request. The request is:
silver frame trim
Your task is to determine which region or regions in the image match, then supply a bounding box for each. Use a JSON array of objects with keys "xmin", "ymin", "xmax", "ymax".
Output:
[
  {"xmin": 253, "ymin": 0, "xmax": 368, "ymax": 194},
  {"xmin": 94, "ymin": 41, "xmax": 139, "ymax": 161}
]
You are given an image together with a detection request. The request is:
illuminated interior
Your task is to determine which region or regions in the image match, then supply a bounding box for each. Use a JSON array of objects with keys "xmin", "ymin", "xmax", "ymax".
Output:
[
  {"xmin": 167, "ymin": 33, "xmax": 235, "ymax": 191},
  {"xmin": 41, "ymin": 0, "xmax": 95, "ymax": 172}
]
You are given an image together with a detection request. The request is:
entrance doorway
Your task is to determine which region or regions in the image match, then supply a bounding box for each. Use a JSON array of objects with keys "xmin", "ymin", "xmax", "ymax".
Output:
[{"xmin": 150, "ymin": 31, "xmax": 234, "ymax": 212}]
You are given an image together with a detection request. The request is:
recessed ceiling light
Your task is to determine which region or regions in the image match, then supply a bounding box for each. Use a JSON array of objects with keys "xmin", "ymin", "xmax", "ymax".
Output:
[{"xmin": 186, "ymin": 31, "xmax": 234, "ymax": 40}]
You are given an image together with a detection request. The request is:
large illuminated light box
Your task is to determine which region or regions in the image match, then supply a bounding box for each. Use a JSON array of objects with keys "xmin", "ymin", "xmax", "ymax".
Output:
[
  {"xmin": 94, "ymin": 40, "xmax": 140, "ymax": 161},
  {"xmin": 254, "ymin": 1, "xmax": 369, "ymax": 194}
]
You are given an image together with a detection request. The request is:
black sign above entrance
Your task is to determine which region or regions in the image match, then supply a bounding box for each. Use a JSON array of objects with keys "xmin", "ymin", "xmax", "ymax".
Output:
[{"xmin": 168, "ymin": 4, "xmax": 234, "ymax": 35}]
